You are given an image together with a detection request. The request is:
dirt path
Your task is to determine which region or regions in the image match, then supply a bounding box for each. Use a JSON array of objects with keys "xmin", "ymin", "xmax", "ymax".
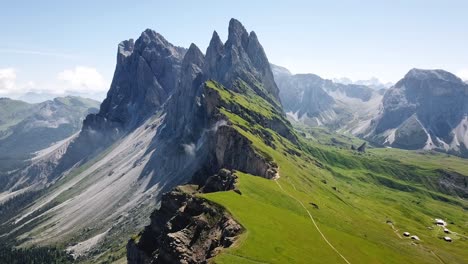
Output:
[
  {"xmin": 274, "ymin": 179, "xmax": 351, "ymax": 264},
  {"xmin": 389, "ymin": 223, "xmax": 445, "ymax": 264},
  {"xmin": 388, "ymin": 222, "xmax": 403, "ymax": 239}
]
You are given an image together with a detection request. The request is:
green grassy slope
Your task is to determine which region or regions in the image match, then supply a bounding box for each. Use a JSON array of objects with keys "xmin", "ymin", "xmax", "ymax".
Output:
[
  {"xmin": 202, "ymin": 80, "xmax": 467, "ymax": 264},
  {"xmin": 0, "ymin": 98, "xmax": 35, "ymax": 133}
]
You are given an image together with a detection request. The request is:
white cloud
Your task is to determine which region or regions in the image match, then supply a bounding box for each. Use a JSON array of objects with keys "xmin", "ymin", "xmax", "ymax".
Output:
[
  {"xmin": 0, "ymin": 68, "xmax": 17, "ymax": 95},
  {"xmin": 456, "ymin": 69, "xmax": 468, "ymax": 81},
  {"xmin": 0, "ymin": 66, "xmax": 108, "ymax": 101},
  {"xmin": 57, "ymin": 66, "xmax": 107, "ymax": 93}
]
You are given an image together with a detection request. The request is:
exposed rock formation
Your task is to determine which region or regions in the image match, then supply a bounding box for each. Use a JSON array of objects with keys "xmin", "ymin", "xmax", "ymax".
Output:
[
  {"xmin": 365, "ymin": 69, "xmax": 468, "ymax": 156},
  {"xmin": 357, "ymin": 142, "xmax": 367, "ymax": 153},
  {"xmin": 205, "ymin": 20, "xmax": 281, "ymax": 108},
  {"xmin": 127, "ymin": 183, "xmax": 242, "ymax": 264},
  {"xmin": 201, "ymin": 169, "xmax": 238, "ymax": 193}
]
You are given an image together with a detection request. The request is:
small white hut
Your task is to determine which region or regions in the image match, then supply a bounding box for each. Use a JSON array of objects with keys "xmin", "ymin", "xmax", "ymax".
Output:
[{"xmin": 435, "ymin": 218, "xmax": 447, "ymax": 226}]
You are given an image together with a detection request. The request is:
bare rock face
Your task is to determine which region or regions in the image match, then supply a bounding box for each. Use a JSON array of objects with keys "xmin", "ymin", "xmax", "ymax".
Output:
[
  {"xmin": 366, "ymin": 69, "xmax": 468, "ymax": 156},
  {"xmin": 214, "ymin": 125, "xmax": 278, "ymax": 179},
  {"xmin": 204, "ymin": 19, "xmax": 281, "ymax": 108},
  {"xmin": 100, "ymin": 30, "xmax": 186, "ymax": 127},
  {"xmin": 33, "ymin": 29, "xmax": 188, "ymax": 181},
  {"xmin": 127, "ymin": 184, "xmax": 242, "ymax": 264}
]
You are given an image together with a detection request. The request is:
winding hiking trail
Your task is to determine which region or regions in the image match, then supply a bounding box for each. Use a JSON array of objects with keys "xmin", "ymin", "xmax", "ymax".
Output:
[
  {"xmin": 388, "ymin": 221, "xmax": 445, "ymax": 264},
  {"xmin": 274, "ymin": 179, "xmax": 352, "ymax": 264}
]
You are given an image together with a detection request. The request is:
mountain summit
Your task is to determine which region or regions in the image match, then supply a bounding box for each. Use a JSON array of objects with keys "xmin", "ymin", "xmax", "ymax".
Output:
[{"xmin": 365, "ymin": 68, "xmax": 468, "ymax": 156}]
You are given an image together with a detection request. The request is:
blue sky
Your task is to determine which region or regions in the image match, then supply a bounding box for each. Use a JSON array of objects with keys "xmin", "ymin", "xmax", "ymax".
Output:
[{"xmin": 1, "ymin": 0, "xmax": 467, "ymax": 101}]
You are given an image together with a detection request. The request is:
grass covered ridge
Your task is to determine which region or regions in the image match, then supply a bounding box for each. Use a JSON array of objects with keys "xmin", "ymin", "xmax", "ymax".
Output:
[{"xmin": 202, "ymin": 80, "xmax": 467, "ymax": 263}]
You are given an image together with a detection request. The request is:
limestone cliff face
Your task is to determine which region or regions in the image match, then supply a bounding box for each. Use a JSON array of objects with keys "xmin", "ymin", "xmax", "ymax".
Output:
[{"xmin": 99, "ymin": 31, "xmax": 186, "ymax": 127}]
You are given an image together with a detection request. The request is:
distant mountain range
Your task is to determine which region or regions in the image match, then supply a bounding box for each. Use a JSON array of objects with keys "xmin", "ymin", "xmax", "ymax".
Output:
[
  {"xmin": 18, "ymin": 92, "xmax": 105, "ymax": 104},
  {"xmin": 332, "ymin": 77, "xmax": 393, "ymax": 90},
  {"xmin": 0, "ymin": 96, "xmax": 99, "ymax": 173},
  {"xmin": 273, "ymin": 65, "xmax": 468, "ymax": 157},
  {"xmin": 272, "ymin": 64, "xmax": 383, "ymax": 131}
]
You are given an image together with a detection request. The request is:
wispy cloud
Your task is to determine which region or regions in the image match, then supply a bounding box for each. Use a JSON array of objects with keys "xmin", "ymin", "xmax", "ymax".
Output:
[
  {"xmin": 57, "ymin": 66, "xmax": 108, "ymax": 93},
  {"xmin": 0, "ymin": 66, "xmax": 108, "ymax": 101},
  {"xmin": 0, "ymin": 68, "xmax": 35, "ymax": 96},
  {"xmin": 0, "ymin": 48, "xmax": 79, "ymax": 59}
]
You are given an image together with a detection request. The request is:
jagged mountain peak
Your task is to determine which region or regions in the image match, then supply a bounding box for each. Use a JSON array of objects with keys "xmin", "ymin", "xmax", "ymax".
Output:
[
  {"xmin": 184, "ymin": 43, "xmax": 205, "ymax": 65},
  {"xmin": 207, "ymin": 30, "xmax": 223, "ymax": 54},
  {"xmin": 179, "ymin": 43, "xmax": 205, "ymax": 93},
  {"xmin": 203, "ymin": 19, "xmax": 281, "ymax": 106},
  {"xmin": 137, "ymin": 29, "xmax": 170, "ymax": 48},
  {"xmin": 227, "ymin": 18, "xmax": 249, "ymax": 46}
]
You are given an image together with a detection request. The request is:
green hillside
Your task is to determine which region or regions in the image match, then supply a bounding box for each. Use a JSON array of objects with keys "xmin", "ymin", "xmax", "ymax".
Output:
[
  {"xmin": 0, "ymin": 96, "xmax": 100, "ymax": 177},
  {"xmin": 202, "ymin": 80, "xmax": 467, "ymax": 264}
]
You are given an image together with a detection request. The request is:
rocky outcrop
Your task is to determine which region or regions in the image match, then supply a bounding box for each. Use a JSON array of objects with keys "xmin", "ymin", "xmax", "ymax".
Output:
[
  {"xmin": 127, "ymin": 183, "xmax": 242, "ymax": 264},
  {"xmin": 437, "ymin": 170, "xmax": 468, "ymax": 199},
  {"xmin": 365, "ymin": 69, "xmax": 468, "ymax": 156},
  {"xmin": 201, "ymin": 169, "xmax": 238, "ymax": 193},
  {"xmin": 357, "ymin": 142, "xmax": 367, "ymax": 153}
]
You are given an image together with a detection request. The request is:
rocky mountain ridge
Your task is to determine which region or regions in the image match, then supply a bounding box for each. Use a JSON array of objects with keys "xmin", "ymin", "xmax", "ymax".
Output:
[
  {"xmin": 0, "ymin": 19, "xmax": 295, "ymax": 262},
  {"xmin": 272, "ymin": 64, "xmax": 382, "ymax": 131},
  {"xmin": 364, "ymin": 68, "xmax": 468, "ymax": 157}
]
